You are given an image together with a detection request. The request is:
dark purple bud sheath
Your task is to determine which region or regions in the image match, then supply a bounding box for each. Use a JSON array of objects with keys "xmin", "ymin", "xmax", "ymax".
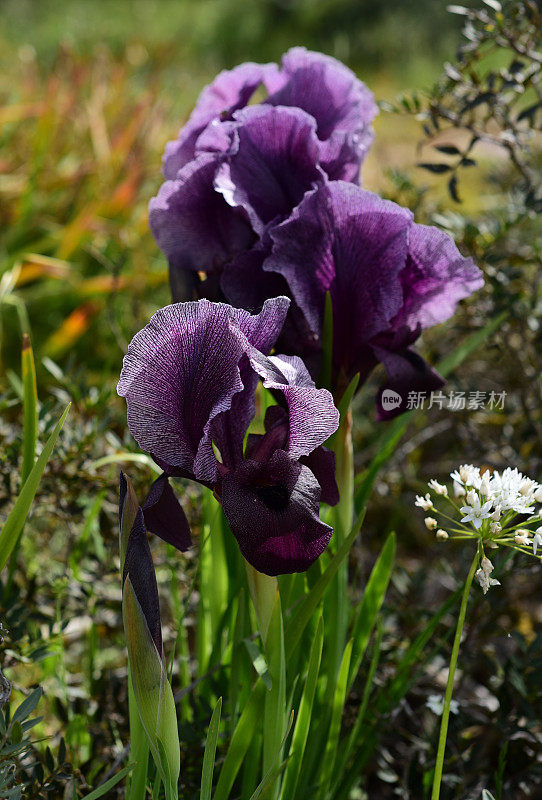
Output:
[
  {"xmin": 117, "ymin": 297, "xmax": 340, "ymax": 575},
  {"xmin": 118, "ymin": 473, "xmax": 181, "ymax": 790}
]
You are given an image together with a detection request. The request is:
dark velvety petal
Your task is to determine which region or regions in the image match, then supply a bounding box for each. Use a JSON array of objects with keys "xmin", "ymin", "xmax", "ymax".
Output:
[
  {"xmin": 241, "ymin": 348, "xmax": 339, "ymax": 458},
  {"xmin": 149, "ymin": 153, "xmax": 255, "ymax": 278},
  {"xmin": 300, "ymin": 445, "xmax": 339, "ymax": 506},
  {"xmin": 265, "ymin": 182, "xmax": 413, "ymax": 380},
  {"xmin": 267, "ymin": 47, "xmax": 377, "ymax": 181},
  {"xmin": 162, "ymin": 62, "xmax": 280, "ymax": 179},
  {"xmin": 122, "ymin": 507, "xmax": 163, "ymax": 656},
  {"xmin": 117, "ymin": 297, "xmax": 289, "ymax": 483},
  {"xmin": 220, "ymin": 449, "xmax": 333, "ymax": 575},
  {"xmin": 373, "ymin": 344, "xmax": 445, "ymax": 421},
  {"xmin": 393, "ymin": 223, "xmax": 484, "ymax": 332},
  {"xmin": 142, "ymin": 474, "xmax": 192, "ymax": 552},
  {"xmin": 214, "ymin": 105, "xmax": 326, "ymax": 235},
  {"xmin": 220, "ymin": 241, "xmax": 289, "ymax": 313}
]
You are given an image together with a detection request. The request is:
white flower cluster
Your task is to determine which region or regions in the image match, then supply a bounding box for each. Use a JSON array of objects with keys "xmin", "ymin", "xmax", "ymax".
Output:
[{"xmin": 414, "ymin": 464, "xmax": 542, "ymax": 593}]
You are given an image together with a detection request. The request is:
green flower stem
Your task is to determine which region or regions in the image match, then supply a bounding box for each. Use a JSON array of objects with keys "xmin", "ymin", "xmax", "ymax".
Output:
[
  {"xmin": 245, "ymin": 561, "xmax": 286, "ymax": 800},
  {"xmin": 431, "ymin": 548, "xmax": 480, "ymax": 800}
]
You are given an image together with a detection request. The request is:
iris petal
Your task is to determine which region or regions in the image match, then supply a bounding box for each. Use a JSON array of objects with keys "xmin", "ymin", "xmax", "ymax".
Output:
[
  {"xmin": 117, "ymin": 297, "xmax": 289, "ymax": 482},
  {"xmin": 220, "ymin": 449, "xmax": 333, "ymax": 575},
  {"xmin": 162, "ymin": 62, "xmax": 280, "ymax": 179}
]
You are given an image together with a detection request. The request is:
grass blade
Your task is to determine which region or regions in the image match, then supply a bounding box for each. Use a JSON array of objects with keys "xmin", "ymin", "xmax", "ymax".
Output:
[
  {"xmin": 281, "ymin": 615, "xmax": 324, "ymax": 800},
  {"xmin": 0, "ymin": 402, "xmax": 70, "ymax": 572},
  {"xmin": 214, "ymin": 680, "xmax": 267, "ymax": 800},
  {"xmin": 319, "ymin": 639, "xmax": 353, "ymax": 798},
  {"xmin": 200, "ymin": 697, "xmax": 222, "ymax": 800},
  {"xmin": 348, "ymin": 532, "xmax": 396, "ymax": 689},
  {"xmin": 82, "ymin": 763, "xmax": 135, "ymax": 799},
  {"xmin": 21, "ymin": 333, "xmax": 38, "ymax": 484}
]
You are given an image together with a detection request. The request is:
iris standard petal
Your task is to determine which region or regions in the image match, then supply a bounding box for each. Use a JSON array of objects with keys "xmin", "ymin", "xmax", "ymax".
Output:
[
  {"xmin": 162, "ymin": 61, "xmax": 280, "ymax": 179},
  {"xmin": 214, "ymin": 105, "xmax": 326, "ymax": 235},
  {"xmin": 267, "ymin": 47, "xmax": 378, "ymax": 181},
  {"xmin": 240, "ymin": 347, "xmax": 339, "ymax": 459},
  {"xmin": 220, "ymin": 449, "xmax": 333, "ymax": 575},
  {"xmin": 117, "ymin": 297, "xmax": 289, "ymax": 483},
  {"xmin": 266, "ymin": 182, "xmax": 413, "ymax": 379},
  {"xmin": 149, "ymin": 153, "xmax": 255, "ymax": 278}
]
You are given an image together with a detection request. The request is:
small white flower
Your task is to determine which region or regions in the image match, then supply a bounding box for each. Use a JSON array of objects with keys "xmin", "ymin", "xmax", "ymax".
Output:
[
  {"xmin": 533, "ymin": 531, "xmax": 542, "ymax": 556},
  {"xmin": 428, "ymin": 479, "xmax": 448, "ymax": 496},
  {"xmin": 436, "ymin": 529, "xmax": 449, "ymax": 540},
  {"xmin": 466, "ymin": 488, "xmax": 478, "ymax": 506},
  {"xmin": 534, "ymin": 487, "xmax": 542, "ymax": 503},
  {"xmin": 415, "ymin": 493, "xmax": 433, "ymax": 511},
  {"xmin": 426, "ymin": 694, "xmax": 459, "ymax": 716},
  {"xmin": 451, "ymin": 464, "xmax": 480, "ymax": 487},
  {"xmin": 514, "ymin": 530, "xmax": 531, "ymax": 546},
  {"xmin": 475, "ymin": 568, "xmax": 501, "ymax": 594},
  {"xmin": 480, "ymin": 474, "xmax": 491, "ymax": 496},
  {"xmin": 453, "ymin": 481, "xmax": 466, "ymax": 498},
  {"xmin": 425, "ymin": 517, "xmax": 438, "ymax": 530},
  {"xmin": 460, "ymin": 496, "xmax": 493, "ymax": 530},
  {"xmin": 490, "ymin": 507, "xmax": 501, "ymax": 522}
]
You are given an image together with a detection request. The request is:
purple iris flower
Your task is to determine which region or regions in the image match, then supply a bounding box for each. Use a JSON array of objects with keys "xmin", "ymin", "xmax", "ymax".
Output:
[
  {"xmin": 263, "ymin": 182, "xmax": 484, "ymax": 417},
  {"xmin": 149, "ymin": 48, "xmax": 377, "ymax": 304},
  {"xmin": 117, "ymin": 297, "xmax": 340, "ymax": 575}
]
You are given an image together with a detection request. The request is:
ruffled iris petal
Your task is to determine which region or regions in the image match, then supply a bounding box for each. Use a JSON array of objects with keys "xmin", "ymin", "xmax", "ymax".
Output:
[
  {"xmin": 214, "ymin": 105, "xmax": 326, "ymax": 235},
  {"xmin": 149, "ymin": 154, "xmax": 255, "ymax": 279},
  {"xmin": 394, "ymin": 223, "xmax": 485, "ymax": 332},
  {"xmin": 267, "ymin": 47, "xmax": 378, "ymax": 181},
  {"xmin": 266, "ymin": 182, "xmax": 413, "ymax": 380},
  {"xmin": 162, "ymin": 62, "xmax": 280, "ymax": 179},
  {"xmin": 117, "ymin": 297, "xmax": 289, "ymax": 483}
]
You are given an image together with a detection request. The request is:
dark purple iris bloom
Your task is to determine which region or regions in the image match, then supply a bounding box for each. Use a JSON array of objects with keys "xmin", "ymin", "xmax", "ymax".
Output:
[
  {"xmin": 261, "ymin": 182, "xmax": 484, "ymax": 417},
  {"xmin": 117, "ymin": 297, "xmax": 340, "ymax": 575},
  {"xmin": 149, "ymin": 48, "xmax": 377, "ymax": 304}
]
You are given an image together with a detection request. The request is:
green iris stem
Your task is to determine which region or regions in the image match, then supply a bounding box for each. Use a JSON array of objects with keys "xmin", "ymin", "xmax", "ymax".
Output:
[
  {"xmin": 245, "ymin": 561, "xmax": 286, "ymax": 800},
  {"xmin": 431, "ymin": 547, "xmax": 480, "ymax": 800}
]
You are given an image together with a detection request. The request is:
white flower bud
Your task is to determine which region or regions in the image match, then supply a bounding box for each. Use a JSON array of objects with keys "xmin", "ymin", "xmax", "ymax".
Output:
[
  {"xmin": 514, "ymin": 530, "xmax": 531, "ymax": 546},
  {"xmin": 436, "ymin": 529, "xmax": 449, "ymax": 540},
  {"xmin": 428, "ymin": 479, "xmax": 448, "ymax": 496},
  {"xmin": 424, "ymin": 517, "xmax": 438, "ymax": 530},
  {"xmin": 415, "ymin": 494, "xmax": 433, "ymax": 511}
]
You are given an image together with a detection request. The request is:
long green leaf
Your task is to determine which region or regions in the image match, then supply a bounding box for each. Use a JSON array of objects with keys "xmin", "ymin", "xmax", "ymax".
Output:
[
  {"xmin": 438, "ymin": 311, "xmax": 508, "ymax": 378},
  {"xmin": 348, "ymin": 532, "xmax": 395, "ymax": 689},
  {"xmin": 281, "ymin": 615, "xmax": 324, "ymax": 800},
  {"xmin": 214, "ymin": 680, "xmax": 266, "ymax": 800},
  {"xmin": 249, "ymin": 711, "xmax": 294, "ymax": 800},
  {"xmin": 0, "ymin": 402, "xmax": 70, "ymax": 572},
  {"xmin": 200, "ymin": 697, "xmax": 222, "ymax": 800},
  {"xmin": 319, "ymin": 639, "xmax": 353, "ymax": 797},
  {"xmin": 284, "ymin": 506, "xmax": 366, "ymax": 662},
  {"xmin": 82, "ymin": 763, "xmax": 135, "ymax": 799}
]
